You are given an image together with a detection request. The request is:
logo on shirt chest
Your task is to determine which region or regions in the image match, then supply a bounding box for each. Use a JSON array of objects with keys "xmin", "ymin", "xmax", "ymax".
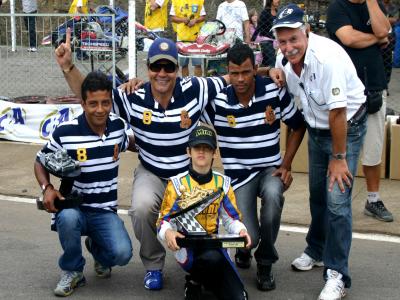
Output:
[
  {"xmin": 180, "ymin": 110, "xmax": 192, "ymax": 129},
  {"xmin": 143, "ymin": 110, "xmax": 152, "ymax": 125},
  {"xmin": 332, "ymin": 88, "xmax": 340, "ymax": 96},
  {"xmin": 265, "ymin": 105, "xmax": 276, "ymax": 125},
  {"xmin": 227, "ymin": 115, "xmax": 236, "ymax": 127}
]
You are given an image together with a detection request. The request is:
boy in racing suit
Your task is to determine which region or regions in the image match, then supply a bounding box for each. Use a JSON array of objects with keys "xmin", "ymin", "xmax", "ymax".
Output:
[{"xmin": 157, "ymin": 125, "xmax": 251, "ymax": 300}]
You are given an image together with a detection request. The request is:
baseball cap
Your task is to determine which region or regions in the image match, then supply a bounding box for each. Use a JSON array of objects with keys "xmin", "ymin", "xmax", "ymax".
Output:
[
  {"xmin": 188, "ymin": 126, "xmax": 217, "ymax": 150},
  {"xmin": 147, "ymin": 38, "xmax": 178, "ymax": 65},
  {"xmin": 270, "ymin": 3, "xmax": 305, "ymax": 31}
]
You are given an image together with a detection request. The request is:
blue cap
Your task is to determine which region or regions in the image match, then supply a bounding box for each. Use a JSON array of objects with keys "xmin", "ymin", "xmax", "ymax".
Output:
[
  {"xmin": 147, "ymin": 38, "xmax": 178, "ymax": 65},
  {"xmin": 271, "ymin": 3, "xmax": 305, "ymax": 31}
]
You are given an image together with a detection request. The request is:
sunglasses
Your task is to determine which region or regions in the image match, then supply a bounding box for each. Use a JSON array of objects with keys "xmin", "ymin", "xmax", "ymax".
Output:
[{"xmin": 149, "ymin": 62, "xmax": 177, "ymax": 73}]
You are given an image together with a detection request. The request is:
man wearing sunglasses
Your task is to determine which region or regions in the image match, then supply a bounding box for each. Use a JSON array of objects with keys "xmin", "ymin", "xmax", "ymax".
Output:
[{"xmin": 54, "ymin": 29, "xmax": 284, "ymax": 291}]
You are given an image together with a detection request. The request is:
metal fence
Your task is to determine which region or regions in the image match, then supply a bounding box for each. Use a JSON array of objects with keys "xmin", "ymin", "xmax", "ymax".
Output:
[{"xmin": 0, "ymin": 12, "xmax": 121, "ymax": 101}]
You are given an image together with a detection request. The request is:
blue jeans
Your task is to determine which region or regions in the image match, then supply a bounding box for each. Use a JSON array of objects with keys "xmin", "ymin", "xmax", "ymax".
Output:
[
  {"xmin": 305, "ymin": 115, "xmax": 366, "ymax": 288},
  {"xmin": 235, "ymin": 167, "xmax": 284, "ymax": 266},
  {"xmin": 56, "ymin": 207, "xmax": 132, "ymax": 272},
  {"xmin": 179, "ymin": 56, "xmax": 202, "ymax": 67}
]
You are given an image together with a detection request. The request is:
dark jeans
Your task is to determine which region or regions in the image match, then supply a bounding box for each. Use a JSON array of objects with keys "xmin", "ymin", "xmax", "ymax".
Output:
[
  {"xmin": 304, "ymin": 114, "xmax": 367, "ymax": 288},
  {"xmin": 190, "ymin": 249, "xmax": 246, "ymax": 300},
  {"xmin": 24, "ymin": 11, "xmax": 37, "ymax": 48},
  {"xmin": 235, "ymin": 167, "xmax": 284, "ymax": 266}
]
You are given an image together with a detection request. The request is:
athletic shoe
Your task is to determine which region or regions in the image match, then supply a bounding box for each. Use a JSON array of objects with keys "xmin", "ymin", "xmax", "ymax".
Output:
[
  {"xmin": 318, "ymin": 269, "xmax": 346, "ymax": 300},
  {"xmin": 291, "ymin": 252, "xmax": 324, "ymax": 271},
  {"xmin": 234, "ymin": 249, "xmax": 252, "ymax": 269},
  {"xmin": 184, "ymin": 275, "xmax": 202, "ymax": 300},
  {"xmin": 53, "ymin": 271, "xmax": 86, "ymax": 297},
  {"xmin": 256, "ymin": 264, "xmax": 276, "ymax": 291},
  {"xmin": 364, "ymin": 200, "xmax": 394, "ymax": 222},
  {"xmin": 144, "ymin": 270, "xmax": 163, "ymax": 290},
  {"xmin": 27, "ymin": 47, "xmax": 37, "ymax": 52},
  {"xmin": 84, "ymin": 237, "xmax": 111, "ymax": 278}
]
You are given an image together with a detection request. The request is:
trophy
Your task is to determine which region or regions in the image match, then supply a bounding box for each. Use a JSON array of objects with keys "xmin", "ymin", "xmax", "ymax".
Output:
[
  {"xmin": 37, "ymin": 149, "xmax": 83, "ymax": 211},
  {"xmin": 169, "ymin": 186, "xmax": 246, "ymax": 249}
]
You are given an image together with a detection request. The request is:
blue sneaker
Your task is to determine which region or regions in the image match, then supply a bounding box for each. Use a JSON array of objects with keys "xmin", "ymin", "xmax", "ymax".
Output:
[{"xmin": 144, "ymin": 270, "xmax": 163, "ymax": 290}]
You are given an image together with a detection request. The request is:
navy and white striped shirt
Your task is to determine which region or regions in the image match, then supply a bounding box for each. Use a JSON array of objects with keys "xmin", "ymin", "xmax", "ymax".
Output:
[
  {"xmin": 112, "ymin": 76, "xmax": 226, "ymax": 179},
  {"xmin": 37, "ymin": 113, "xmax": 131, "ymax": 212},
  {"xmin": 202, "ymin": 75, "xmax": 304, "ymax": 190}
]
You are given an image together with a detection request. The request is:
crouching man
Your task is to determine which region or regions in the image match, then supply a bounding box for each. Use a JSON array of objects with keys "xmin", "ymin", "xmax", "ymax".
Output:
[{"xmin": 34, "ymin": 72, "xmax": 135, "ymax": 297}]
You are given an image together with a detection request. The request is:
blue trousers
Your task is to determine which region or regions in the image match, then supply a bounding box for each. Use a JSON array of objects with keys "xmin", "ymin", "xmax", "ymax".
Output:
[
  {"xmin": 305, "ymin": 115, "xmax": 366, "ymax": 288},
  {"xmin": 56, "ymin": 207, "xmax": 132, "ymax": 272}
]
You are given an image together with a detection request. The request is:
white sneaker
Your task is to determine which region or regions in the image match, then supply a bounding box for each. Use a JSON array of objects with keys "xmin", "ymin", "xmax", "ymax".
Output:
[
  {"xmin": 27, "ymin": 47, "xmax": 37, "ymax": 52},
  {"xmin": 318, "ymin": 269, "xmax": 346, "ymax": 300},
  {"xmin": 291, "ymin": 252, "xmax": 324, "ymax": 271}
]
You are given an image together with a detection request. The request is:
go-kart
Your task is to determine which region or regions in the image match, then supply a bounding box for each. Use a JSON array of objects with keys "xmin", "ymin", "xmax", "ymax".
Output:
[{"xmin": 176, "ymin": 20, "xmax": 236, "ymax": 56}]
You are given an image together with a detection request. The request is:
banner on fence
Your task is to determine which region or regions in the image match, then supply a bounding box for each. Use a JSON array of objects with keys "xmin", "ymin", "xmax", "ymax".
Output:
[{"xmin": 0, "ymin": 100, "xmax": 83, "ymax": 144}]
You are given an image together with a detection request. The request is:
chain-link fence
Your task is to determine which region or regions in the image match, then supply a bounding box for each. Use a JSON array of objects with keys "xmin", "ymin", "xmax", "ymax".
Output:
[{"xmin": 0, "ymin": 11, "xmax": 125, "ymax": 101}]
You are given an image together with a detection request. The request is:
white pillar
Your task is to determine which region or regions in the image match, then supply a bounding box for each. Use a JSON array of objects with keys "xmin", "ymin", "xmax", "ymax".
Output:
[
  {"xmin": 10, "ymin": 0, "xmax": 16, "ymax": 52},
  {"xmin": 109, "ymin": 0, "xmax": 114, "ymax": 9},
  {"xmin": 128, "ymin": 0, "xmax": 136, "ymax": 78}
]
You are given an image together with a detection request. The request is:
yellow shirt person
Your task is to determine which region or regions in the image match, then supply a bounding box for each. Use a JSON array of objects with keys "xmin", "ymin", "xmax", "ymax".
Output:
[
  {"xmin": 144, "ymin": 0, "xmax": 170, "ymax": 34},
  {"xmin": 69, "ymin": 0, "xmax": 89, "ymax": 14},
  {"xmin": 170, "ymin": 0, "xmax": 205, "ymax": 42}
]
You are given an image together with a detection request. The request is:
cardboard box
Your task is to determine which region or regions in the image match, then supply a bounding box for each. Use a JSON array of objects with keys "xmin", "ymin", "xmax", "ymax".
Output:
[
  {"xmin": 356, "ymin": 121, "xmax": 387, "ymax": 179},
  {"xmin": 280, "ymin": 121, "xmax": 288, "ymax": 152},
  {"xmin": 291, "ymin": 131, "xmax": 309, "ymax": 173},
  {"xmin": 389, "ymin": 124, "xmax": 400, "ymax": 180}
]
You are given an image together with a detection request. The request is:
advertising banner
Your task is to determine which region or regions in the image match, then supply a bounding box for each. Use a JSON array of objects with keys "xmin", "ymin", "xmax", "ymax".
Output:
[{"xmin": 0, "ymin": 100, "xmax": 83, "ymax": 144}]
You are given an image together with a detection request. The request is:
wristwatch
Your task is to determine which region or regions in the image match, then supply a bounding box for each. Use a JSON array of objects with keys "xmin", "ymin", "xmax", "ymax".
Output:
[{"xmin": 332, "ymin": 153, "xmax": 346, "ymax": 160}]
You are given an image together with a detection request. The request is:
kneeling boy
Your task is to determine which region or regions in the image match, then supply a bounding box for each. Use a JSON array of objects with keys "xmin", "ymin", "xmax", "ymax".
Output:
[{"xmin": 157, "ymin": 126, "xmax": 251, "ymax": 300}]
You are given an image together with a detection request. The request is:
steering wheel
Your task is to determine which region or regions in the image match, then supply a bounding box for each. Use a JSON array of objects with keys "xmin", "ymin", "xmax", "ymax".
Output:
[{"xmin": 213, "ymin": 19, "xmax": 226, "ymax": 36}]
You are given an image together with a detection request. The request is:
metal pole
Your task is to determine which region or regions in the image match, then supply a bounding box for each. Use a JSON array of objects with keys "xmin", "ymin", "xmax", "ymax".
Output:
[
  {"xmin": 10, "ymin": 0, "xmax": 16, "ymax": 52},
  {"xmin": 128, "ymin": 0, "xmax": 136, "ymax": 78},
  {"xmin": 112, "ymin": 14, "xmax": 116, "ymax": 88}
]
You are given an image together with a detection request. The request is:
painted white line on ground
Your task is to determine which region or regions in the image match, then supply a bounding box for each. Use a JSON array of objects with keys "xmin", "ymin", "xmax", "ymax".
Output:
[
  {"xmin": 280, "ymin": 225, "xmax": 400, "ymax": 244},
  {"xmin": 2, "ymin": 194, "xmax": 400, "ymax": 244},
  {"xmin": 0, "ymin": 194, "xmax": 37, "ymax": 204}
]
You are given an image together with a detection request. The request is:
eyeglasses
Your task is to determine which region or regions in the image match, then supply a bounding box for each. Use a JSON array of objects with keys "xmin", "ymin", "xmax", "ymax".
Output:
[{"xmin": 148, "ymin": 62, "xmax": 177, "ymax": 73}]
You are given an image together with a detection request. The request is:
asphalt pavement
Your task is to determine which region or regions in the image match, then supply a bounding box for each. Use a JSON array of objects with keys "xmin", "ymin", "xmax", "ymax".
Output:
[{"xmin": 1, "ymin": 199, "xmax": 399, "ymax": 300}]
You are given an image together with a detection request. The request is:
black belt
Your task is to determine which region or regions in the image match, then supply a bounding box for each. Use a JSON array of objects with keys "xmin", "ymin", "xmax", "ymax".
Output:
[{"xmin": 348, "ymin": 102, "xmax": 367, "ymax": 126}]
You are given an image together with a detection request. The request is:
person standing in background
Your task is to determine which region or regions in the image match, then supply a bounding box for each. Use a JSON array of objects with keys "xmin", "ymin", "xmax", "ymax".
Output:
[
  {"xmin": 381, "ymin": 0, "xmax": 399, "ymax": 90},
  {"xmin": 327, "ymin": 0, "xmax": 394, "ymax": 223},
  {"xmin": 249, "ymin": 8, "xmax": 264, "ymax": 66},
  {"xmin": 216, "ymin": 0, "xmax": 250, "ymax": 43},
  {"xmin": 170, "ymin": 0, "xmax": 206, "ymax": 77},
  {"xmin": 145, "ymin": 0, "xmax": 170, "ymax": 37},
  {"xmin": 22, "ymin": 0, "xmax": 38, "ymax": 52},
  {"xmin": 251, "ymin": 0, "xmax": 280, "ymax": 67},
  {"xmin": 68, "ymin": 0, "xmax": 88, "ymax": 14}
]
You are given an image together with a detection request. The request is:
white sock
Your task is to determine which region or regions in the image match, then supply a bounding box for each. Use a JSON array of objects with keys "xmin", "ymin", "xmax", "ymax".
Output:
[{"xmin": 367, "ymin": 192, "xmax": 379, "ymax": 203}]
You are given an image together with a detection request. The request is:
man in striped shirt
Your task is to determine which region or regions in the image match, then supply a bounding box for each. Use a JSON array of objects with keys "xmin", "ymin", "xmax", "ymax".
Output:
[
  {"xmin": 202, "ymin": 43, "xmax": 306, "ymax": 292},
  {"xmin": 34, "ymin": 72, "xmax": 135, "ymax": 297}
]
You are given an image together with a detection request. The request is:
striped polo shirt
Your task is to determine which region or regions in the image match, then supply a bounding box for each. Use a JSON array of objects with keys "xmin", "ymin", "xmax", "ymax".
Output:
[
  {"xmin": 112, "ymin": 76, "xmax": 225, "ymax": 179},
  {"xmin": 37, "ymin": 113, "xmax": 131, "ymax": 212},
  {"xmin": 202, "ymin": 75, "xmax": 304, "ymax": 190}
]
